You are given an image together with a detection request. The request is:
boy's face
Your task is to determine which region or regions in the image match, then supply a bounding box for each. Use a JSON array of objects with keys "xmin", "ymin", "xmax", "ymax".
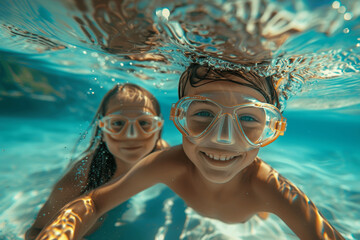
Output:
[{"xmin": 182, "ymin": 79, "xmax": 267, "ymax": 184}]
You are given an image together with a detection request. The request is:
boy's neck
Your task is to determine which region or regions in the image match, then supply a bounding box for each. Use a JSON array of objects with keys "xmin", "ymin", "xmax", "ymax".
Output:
[{"xmin": 190, "ymin": 164, "xmax": 247, "ymax": 194}]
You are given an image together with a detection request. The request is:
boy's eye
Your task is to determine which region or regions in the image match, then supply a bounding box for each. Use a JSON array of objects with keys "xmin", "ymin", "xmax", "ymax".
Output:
[
  {"xmin": 194, "ymin": 111, "xmax": 214, "ymax": 117},
  {"xmin": 239, "ymin": 115, "xmax": 257, "ymax": 122}
]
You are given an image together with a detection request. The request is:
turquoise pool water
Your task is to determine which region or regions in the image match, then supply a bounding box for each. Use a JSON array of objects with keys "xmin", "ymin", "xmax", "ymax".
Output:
[{"xmin": 0, "ymin": 0, "xmax": 359, "ymax": 239}]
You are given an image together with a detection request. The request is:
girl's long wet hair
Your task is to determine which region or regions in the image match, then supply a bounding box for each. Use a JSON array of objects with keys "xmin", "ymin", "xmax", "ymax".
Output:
[
  {"xmin": 178, "ymin": 63, "xmax": 280, "ymax": 109},
  {"xmin": 76, "ymin": 83, "xmax": 162, "ymax": 194}
]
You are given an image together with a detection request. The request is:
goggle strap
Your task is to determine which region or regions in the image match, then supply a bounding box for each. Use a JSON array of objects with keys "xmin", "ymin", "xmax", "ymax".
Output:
[{"xmin": 275, "ymin": 118, "xmax": 287, "ymax": 136}]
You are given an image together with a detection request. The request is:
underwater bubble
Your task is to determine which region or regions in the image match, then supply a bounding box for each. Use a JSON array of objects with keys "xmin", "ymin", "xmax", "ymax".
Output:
[
  {"xmin": 91, "ymin": 52, "xmax": 99, "ymax": 57},
  {"xmin": 162, "ymin": 8, "xmax": 170, "ymax": 20},
  {"xmin": 332, "ymin": 1, "xmax": 340, "ymax": 9},
  {"xmin": 114, "ymin": 221, "xmax": 124, "ymax": 227},
  {"xmin": 338, "ymin": 6, "xmax": 346, "ymax": 14},
  {"xmin": 13, "ymin": 192, "xmax": 23, "ymax": 200},
  {"xmin": 344, "ymin": 13, "xmax": 352, "ymax": 21}
]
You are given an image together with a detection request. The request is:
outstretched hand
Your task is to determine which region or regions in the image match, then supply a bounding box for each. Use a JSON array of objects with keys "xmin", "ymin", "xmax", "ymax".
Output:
[{"xmin": 36, "ymin": 196, "xmax": 97, "ymax": 240}]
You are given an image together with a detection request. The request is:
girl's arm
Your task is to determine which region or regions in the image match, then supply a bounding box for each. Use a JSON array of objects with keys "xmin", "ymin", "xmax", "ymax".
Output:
[
  {"xmin": 25, "ymin": 161, "xmax": 89, "ymax": 240},
  {"xmin": 254, "ymin": 162, "xmax": 344, "ymax": 240},
  {"xmin": 35, "ymin": 146, "xmax": 184, "ymax": 240}
]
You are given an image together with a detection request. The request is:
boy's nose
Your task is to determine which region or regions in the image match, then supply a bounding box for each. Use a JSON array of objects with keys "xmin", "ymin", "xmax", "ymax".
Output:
[
  {"xmin": 215, "ymin": 114, "xmax": 234, "ymax": 145},
  {"xmin": 125, "ymin": 122, "xmax": 138, "ymax": 138}
]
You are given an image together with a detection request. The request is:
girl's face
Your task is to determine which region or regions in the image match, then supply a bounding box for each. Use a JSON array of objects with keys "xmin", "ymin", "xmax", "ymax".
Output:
[
  {"xmin": 182, "ymin": 80, "xmax": 267, "ymax": 184},
  {"xmin": 101, "ymin": 95, "xmax": 161, "ymax": 167}
]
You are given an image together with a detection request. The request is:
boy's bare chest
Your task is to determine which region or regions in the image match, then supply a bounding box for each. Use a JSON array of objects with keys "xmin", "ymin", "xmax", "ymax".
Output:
[{"xmin": 173, "ymin": 184, "xmax": 259, "ymax": 224}]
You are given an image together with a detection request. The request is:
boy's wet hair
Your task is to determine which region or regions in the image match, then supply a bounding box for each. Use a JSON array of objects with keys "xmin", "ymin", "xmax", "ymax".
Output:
[
  {"xmin": 178, "ymin": 63, "xmax": 280, "ymax": 109},
  {"xmin": 76, "ymin": 83, "xmax": 162, "ymax": 194}
]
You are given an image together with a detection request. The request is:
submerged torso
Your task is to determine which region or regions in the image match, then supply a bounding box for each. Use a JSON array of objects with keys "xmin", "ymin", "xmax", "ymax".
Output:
[{"xmin": 163, "ymin": 147, "xmax": 266, "ymax": 224}]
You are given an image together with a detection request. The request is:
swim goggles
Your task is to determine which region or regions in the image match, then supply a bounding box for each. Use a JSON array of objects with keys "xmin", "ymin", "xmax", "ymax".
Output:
[
  {"xmin": 99, "ymin": 111, "xmax": 163, "ymax": 138},
  {"xmin": 170, "ymin": 95, "xmax": 287, "ymax": 149}
]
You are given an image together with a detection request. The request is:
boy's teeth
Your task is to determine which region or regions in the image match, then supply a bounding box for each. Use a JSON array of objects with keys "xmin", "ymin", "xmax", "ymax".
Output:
[{"xmin": 204, "ymin": 152, "xmax": 236, "ymax": 161}]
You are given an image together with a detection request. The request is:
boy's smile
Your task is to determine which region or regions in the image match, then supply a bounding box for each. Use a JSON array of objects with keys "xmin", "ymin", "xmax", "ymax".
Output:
[
  {"xmin": 199, "ymin": 149, "xmax": 243, "ymax": 167},
  {"xmin": 201, "ymin": 151, "xmax": 240, "ymax": 162},
  {"xmin": 183, "ymin": 135, "xmax": 259, "ymax": 184}
]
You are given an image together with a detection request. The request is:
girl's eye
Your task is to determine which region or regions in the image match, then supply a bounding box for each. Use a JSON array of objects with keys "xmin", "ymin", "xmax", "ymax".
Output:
[
  {"xmin": 194, "ymin": 111, "xmax": 214, "ymax": 117},
  {"xmin": 239, "ymin": 115, "xmax": 257, "ymax": 122},
  {"xmin": 112, "ymin": 120, "xmax": 126, "ymax": 127},
  {"xmin": 139, "ymin": 120, "xmax": 151, "ymax": 126}
]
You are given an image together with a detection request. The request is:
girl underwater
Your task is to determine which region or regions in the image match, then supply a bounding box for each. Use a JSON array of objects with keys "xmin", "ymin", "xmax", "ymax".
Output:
[
  {"xmin": 26, "ymin": 83, "xmax": 168, "ymax": 239},
  {"xmin": 36, "ymin": 64, "xmax": 344, "ymax": 240}
]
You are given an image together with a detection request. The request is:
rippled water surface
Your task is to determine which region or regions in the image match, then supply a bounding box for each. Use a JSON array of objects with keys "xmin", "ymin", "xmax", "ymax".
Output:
[{"xmin": 0, "ymin": 0, "xmax": 359, "ymax": 239}]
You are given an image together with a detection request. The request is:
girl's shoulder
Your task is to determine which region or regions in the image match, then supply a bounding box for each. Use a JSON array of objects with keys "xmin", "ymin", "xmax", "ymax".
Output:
[{"xmin": 62, "ymin": 155, "xmax": 93, "ymax": 188}]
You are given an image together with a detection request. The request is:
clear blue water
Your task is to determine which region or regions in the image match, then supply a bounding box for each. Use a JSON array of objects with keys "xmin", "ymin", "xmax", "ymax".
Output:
[{"xmin": 0, "ymin": 0, "xmax": 360, "ymax": 239}]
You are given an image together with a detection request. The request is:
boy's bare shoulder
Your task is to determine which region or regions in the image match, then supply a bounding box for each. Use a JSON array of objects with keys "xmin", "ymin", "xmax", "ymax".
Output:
[
  {"xmin": 144, "ymin": 145, "xmax": 190, "ymax": 183},
  {"xmin": 251, "ymin": 158, "xmax": 304, "ymax": 210},
  {"xmin": 149, "ymin": 145, "xmax": 188, "ymax": 164},
  {"xmin": 252, "ymin": 158, "xmax": 276, "ymax": 182},
  {"xmin": 251, "ymin": 158, "xmax": 285, "ymax": 192}
]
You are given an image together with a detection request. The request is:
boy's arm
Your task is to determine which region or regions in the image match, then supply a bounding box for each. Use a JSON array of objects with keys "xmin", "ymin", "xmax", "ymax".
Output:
[
  {"xmin": 25, "ymin": 161, "xmax": 88, "ymax": 240},
  {"xmin": 35, "ymin": 146, "xmax": 184, "ymax": 240},
  {"xmin": 254, "ymin": 163, "xmax": 344, "ymax": 240}
]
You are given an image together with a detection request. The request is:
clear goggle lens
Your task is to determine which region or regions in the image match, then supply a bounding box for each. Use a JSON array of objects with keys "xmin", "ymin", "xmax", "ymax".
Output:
[
  {"xmin": 100, "ymin": 114, "xmax": 163, "ymax": 136},
  {"xmin": 171, "ymin": 96, "xmax": 286, "ymax": 147}
]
